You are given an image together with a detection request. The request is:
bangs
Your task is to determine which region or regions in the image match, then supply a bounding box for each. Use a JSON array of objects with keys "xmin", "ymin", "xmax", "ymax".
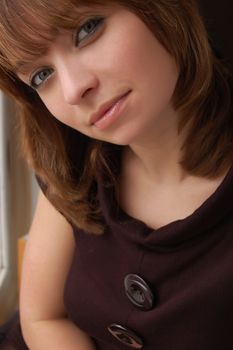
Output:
[{"xmin": 0, "ymin": 0, "xmax": 108, "ymax": 72}]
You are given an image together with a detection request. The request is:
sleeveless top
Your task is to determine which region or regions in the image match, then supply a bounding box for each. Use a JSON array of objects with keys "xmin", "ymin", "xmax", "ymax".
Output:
[
  {"xmin": 1, "ymin": 2, "xmax": 233, "ymax": 348},
  {"xmin": 0, "ymin": 146, "xmax": 233, "ymax": 350},
  {"xmin": 62, "ymin": 146, "xmax": 233, "ymax": 350}
]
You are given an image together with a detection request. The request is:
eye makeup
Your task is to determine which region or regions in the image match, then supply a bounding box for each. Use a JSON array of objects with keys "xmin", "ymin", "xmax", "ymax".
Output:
[{"xmin": 73, "ymin": 16, "xmax": 105, "ymax": 47}]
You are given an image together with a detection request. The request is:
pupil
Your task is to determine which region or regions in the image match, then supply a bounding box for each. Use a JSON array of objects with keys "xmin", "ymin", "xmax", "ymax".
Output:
[
  {"xmin": 86, "ymin": 20, "xmax": 95, "ymax": 32},
  {"xmin": 39, "ymin": 71, "xmax": 48, "ymax": 80}
]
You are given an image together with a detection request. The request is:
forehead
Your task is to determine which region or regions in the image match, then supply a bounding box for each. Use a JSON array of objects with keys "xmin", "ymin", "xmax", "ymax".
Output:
[{"xmin": 0, "ymin": 0, "xmax": 112, "ymax": 71}]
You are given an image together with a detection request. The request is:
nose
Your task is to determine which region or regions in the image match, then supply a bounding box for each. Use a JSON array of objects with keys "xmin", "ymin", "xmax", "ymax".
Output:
[{"xmin": 58, "ymin": 59, "xmax": 99, "ymax": 105}]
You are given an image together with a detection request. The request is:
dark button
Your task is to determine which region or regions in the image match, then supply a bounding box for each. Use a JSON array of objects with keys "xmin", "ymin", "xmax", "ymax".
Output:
[
  {"xmin": 108, "ymin": 323, "xmax": 143, "ymax": 349},
  {"xmin": 124, "ymin": 274, "xmax": 154, "ymax": 310}
]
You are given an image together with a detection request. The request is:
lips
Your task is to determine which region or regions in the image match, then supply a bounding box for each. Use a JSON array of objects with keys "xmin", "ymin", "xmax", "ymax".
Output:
[{"xmin": 90, "ymin": 91, "xmax": 131, "ymax": 127}]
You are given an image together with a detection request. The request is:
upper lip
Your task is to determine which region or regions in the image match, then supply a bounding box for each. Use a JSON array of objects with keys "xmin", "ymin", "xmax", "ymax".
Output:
[{"xmin": 90, "ymin": 91, "xmax": 130, "ymax": 125}]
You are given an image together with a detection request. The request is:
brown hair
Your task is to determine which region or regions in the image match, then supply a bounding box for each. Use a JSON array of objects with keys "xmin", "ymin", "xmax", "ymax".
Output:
[{"xmin": 0, "ymin": 0, "xmax": 232, "ymax": 234}]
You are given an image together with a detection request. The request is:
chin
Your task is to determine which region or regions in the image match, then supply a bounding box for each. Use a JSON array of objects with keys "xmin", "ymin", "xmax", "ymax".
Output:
[{"xmin": 105, "ymin": 133, "xmax": 140, "ymax": 147}]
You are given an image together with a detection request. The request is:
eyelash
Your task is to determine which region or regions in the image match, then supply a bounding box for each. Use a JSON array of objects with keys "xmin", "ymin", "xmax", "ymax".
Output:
[
  {"xmin": 29, "ymin": 16, "xmax": 105, "ymax": 90},
  {"xmin": 74, "ymin": 16, "xmax": 104, "ymax": 46}
]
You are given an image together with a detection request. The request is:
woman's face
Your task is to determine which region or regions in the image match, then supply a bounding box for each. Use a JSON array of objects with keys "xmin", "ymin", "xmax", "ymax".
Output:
[{"xmin": 17, "ymin": 5, "xmax": 179, "ymax": 146}]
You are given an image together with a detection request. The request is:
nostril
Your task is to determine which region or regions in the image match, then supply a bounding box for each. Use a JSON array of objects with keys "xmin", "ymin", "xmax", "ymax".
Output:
[{"xmin": 82, "ymin": 87, "xmax": 94, "ymax": 99}]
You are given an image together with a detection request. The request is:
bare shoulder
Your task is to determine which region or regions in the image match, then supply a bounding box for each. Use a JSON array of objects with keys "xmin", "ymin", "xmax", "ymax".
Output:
[{"xmin": 20, "ymin": 189, "xmax": 75, "ymax": 325}]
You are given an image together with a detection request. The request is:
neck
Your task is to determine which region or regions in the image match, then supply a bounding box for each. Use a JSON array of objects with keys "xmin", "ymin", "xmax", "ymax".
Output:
[{"xmin": 125, "ymin": 114, "xmax": 189, "ymax": 185}]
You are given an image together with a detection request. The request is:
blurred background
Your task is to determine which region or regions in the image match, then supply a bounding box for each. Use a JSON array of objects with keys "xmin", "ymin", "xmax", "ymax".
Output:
[
  {"xmin": 0, "ymin": 0, "xmax": 232, "ymax": 326},
  {"xmin": 0, "ymin": 93, "xmax": 38, "ymax": 324}
]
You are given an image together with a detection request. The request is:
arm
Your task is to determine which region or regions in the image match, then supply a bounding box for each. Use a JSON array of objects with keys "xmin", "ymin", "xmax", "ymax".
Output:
[{"xmin": 19, "ymin": 190, "xmax": 96, "ymax": 350}]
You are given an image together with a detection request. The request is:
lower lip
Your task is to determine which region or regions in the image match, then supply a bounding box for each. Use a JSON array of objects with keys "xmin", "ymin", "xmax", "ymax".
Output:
[{"xmin": 93, "ymin": 91, "xmax": 130, "ymax": 130}]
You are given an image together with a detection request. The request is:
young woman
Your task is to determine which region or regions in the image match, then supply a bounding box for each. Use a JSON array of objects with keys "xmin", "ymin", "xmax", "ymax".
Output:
[{"xmin": 0, "ymin": 0, "xmax": 232, "ymax": 349}]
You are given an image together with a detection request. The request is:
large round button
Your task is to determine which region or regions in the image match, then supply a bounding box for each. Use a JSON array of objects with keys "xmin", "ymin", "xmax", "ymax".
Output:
[
  {"xmin": 108, "ymin": 323, "xmax": 144, "ymax": 349},
  {"xmin": 124, "ymin": 274, "xmax": 154, "ymax": 310}
]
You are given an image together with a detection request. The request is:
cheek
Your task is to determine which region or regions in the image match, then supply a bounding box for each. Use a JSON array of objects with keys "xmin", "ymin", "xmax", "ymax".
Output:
[
  {"xmin": 111, "ymin": 45, "xmax": 178, "ymax": 111},
  {"xmin": 39, "ymin": 91, "xmax": 68, "ymax": 122},
  {"xmin": 46, "ymin": 104, "xmax": 86, "ymax": 135},
  {"xmin": 129, "ymin": 37, "xmax": 178, "ymax": 104},
  {"xmin": 100, "ymin": 18, "xmax": 178, "ymax": 96},
  {"xmin": 39, "ymin": 91, "xmax": 59, "ymax": 117}
]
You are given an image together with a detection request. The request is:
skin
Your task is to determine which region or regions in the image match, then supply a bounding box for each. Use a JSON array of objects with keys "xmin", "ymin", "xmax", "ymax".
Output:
[
  {"xmin": 17, "ymin": 5, "xmax": 229, "ymax": 348},
  {"xmin": 18, "ymin": 5, "xmax": 179, "ymax": 148},
  {"xmin": 18, "ymin": 4, "xmax": 227, "ymax": 230},
  {"xmin": 20, "ymin": 191, "xmax": 97, "ymax": 349}
]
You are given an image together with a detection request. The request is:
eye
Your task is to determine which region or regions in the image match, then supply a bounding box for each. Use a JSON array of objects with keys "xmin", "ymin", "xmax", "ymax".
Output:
[
  {"xmin": 74, "ymin": 17, "xmax": 104, "ymax": 46},
  {"xmin": 30, "ymin": 67, "xmax": 54, "ymax": 89}
]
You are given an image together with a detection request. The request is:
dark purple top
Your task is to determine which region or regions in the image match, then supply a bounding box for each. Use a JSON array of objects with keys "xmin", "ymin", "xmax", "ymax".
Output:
[
  {"xmin": 1, "ymin": 149, "xmax": 233, "ymax": 350},
  {"xmin": 63, "ymin": 157, "xmax": 233, "ymax": 350},
  {"xmin": 1, "ymin": 1, "xmax": 233, "ymax": 348}
]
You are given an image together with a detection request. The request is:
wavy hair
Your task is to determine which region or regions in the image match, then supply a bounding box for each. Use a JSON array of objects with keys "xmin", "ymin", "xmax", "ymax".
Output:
[{"xmin": 0, "ymin": 0, "xmax": 232, "ymax": 233}]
